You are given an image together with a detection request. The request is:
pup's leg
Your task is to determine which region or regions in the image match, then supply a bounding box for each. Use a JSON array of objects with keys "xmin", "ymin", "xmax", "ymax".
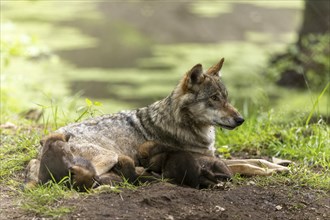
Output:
[
  {"xmin": 134, "ymin": 166, "xmax": 159, "ymax": 183},
  {"xmin": 196, "ymin": 156, "xmax": 233, "ymax": 188},
  {"xmin": 64, "ymin": 157, "xmax": 99, "ymax": 191},
  {"xmin": 224, "ymin": 159, "xmax": 290, "ymax": 176},
  {"xmin": 24, "ymin": 159, "xmax": 40, "ymax": 189},
  {"xmin": 97, "ymin": 166, "xmax": 157, "ymax": 186},
  {"xmin": 97, "ymin": 172, "xmax": 124, "ymax": 186}
]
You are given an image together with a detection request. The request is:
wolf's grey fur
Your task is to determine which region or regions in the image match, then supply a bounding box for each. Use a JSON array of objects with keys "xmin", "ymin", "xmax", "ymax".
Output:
[{"xmin": 26, "ymin": 58, "xmax": 245, "ymax": 184}]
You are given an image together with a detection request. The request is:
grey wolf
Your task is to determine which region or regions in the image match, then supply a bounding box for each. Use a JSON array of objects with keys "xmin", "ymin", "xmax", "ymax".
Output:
[{"xmin": 25, "ymin": 58, "xmax": 288, "ymax": 189}]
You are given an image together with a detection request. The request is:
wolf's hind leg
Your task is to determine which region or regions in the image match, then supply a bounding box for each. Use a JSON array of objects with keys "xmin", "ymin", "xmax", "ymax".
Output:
[{"xmin": 68, "ymin": 143, "xmax": 118, "ymax": 176}]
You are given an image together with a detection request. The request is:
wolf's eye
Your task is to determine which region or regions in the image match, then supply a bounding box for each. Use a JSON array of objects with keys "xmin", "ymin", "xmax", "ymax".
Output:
[{"xmin": 211, "ymin": 95, "xmax": 219, "ymax": 101}]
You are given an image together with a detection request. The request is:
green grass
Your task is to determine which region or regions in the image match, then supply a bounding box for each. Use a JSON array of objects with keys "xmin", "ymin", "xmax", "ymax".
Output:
[
  {"xmin": 0, "ymin": 127, "xmax": 40, "ymax": 183},
  {"xmin": 231, "ymin": 164, "xmax": 330, "ymax": 191},
  {"xmin": 216, "ymin": 111, "xmax": 330, "ymax": 168},
  {"xmin": 216, "ymin": 109, "xmax": 329, "ymax": 191},
  {"xmin": 0, "ymin": 125, "xmax": 78, "ymax": 217},
  {"xmin": 21, "ymin": 181, "xmax": 77, "ymax": 218}
]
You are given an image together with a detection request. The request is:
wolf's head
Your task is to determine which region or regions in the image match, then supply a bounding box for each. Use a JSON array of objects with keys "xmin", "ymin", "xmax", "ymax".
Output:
[{"xmin": 175, "ymin": 58, "xmax": 244, "ymax": 130}]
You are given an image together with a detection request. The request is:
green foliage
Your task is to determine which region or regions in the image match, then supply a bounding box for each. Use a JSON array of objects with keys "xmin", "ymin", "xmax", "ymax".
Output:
[
  {"xmin": 75, "ymin": 98, "xmax": 103, "ymax": 122},
  {"xmin": 266, "ymin": 34, "xmax": 330, "ymax": 89},
  {"xmin": 0, "ymin": 22, "xmax": 50, "ymax": 69},
  {"xmin": 301, "ymin": 34, "xmax": 330, "ymax": 88}
]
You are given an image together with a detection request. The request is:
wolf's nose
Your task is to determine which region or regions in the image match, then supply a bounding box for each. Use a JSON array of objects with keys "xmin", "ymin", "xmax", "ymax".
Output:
[{"xmin": 234, "ymin": 116, "xmax": 245, "ymax": 125}]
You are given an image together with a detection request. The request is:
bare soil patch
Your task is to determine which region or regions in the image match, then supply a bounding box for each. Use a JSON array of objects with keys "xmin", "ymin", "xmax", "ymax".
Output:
[
  {"xmin": 2, "ymin": 181, "xmax": 328, "ymax": 220},
  {"xmin": 65, "ymin": 182, "xmax": 329, "ymax": 220}
]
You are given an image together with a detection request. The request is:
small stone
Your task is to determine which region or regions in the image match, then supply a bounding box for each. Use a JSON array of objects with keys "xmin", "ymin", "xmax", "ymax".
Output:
[
  {"xmin": 166, "ymin": 215, "xmax": 174, "ymax": 220},
  {"xmin": 0, "ymin": 122, "xmax": 17, "ymax": 129},
  {"xmin": 275, "ymin": 205, "xmax": 283, "ymax": 211},
  {"xmin": 247, "ymin": 181, "xmax": 256, "ymax": 185},
  {"xmin": 215, "ymin": 205, "xmax": 226, "ymax": 212}
]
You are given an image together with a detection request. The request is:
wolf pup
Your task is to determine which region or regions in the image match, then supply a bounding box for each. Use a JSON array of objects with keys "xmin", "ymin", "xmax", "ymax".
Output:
[
  {"xmin": 37, "ymin": 133, "xmax": 72, "ymax": 184},
  {"xmin": 138, "ymin": 141, "xmax": 232, "ymax": 188},
  {"xmin": 26, "ymin": 58, "xmax": 288, "ymax": 187},
  {"xmin": 30, "ymin": 133, "xmax": 99, "ymax": 191}
]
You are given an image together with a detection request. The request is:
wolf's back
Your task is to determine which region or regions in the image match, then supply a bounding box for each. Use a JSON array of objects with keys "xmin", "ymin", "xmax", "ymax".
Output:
[{"xmin": 56, "ymin": 110, "xmax": 149, "ymax": 158}]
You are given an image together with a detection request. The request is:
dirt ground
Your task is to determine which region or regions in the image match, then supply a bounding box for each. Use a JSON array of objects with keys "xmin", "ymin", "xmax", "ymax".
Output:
[{"xmin": 1, "ymin": 181, "xmax": 329, "ymax": 220}]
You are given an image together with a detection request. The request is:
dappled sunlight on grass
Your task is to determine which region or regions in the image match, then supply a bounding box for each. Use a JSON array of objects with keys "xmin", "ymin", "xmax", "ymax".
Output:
[{"xmin": 245, "ymin": 0, "xmax": 304, "ymax": 9}]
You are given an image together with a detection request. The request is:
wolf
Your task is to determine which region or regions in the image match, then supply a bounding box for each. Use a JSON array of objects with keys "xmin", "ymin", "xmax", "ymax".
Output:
[
  {"xmin": 25, "ymin": 58, "xmax": 289, "ymax": 187},
  {"xmin": 26, "ymin": 133, "xmax": 99, "ymax": 190},
  {"xmin": 138, "ymin": 141, "xmax": 232, "ymax": 188}
]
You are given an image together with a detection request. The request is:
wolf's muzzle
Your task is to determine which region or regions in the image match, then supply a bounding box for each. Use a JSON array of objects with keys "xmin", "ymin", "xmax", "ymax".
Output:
[{"xmin": 234, "ymin": 116, "xmax": 245, "ymax": 126}]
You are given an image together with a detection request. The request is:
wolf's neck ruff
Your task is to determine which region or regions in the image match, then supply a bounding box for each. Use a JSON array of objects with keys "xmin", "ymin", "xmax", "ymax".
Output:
[{"xmin": 136, "ymin": 89, "xmax": 216, "ymax": 155}]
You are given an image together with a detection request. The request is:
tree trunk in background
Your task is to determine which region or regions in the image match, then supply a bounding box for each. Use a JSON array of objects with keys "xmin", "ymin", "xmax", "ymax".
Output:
[
  {"xmin": 298, "ymin": 0, "xmax": 330, "ymax": 44},
  {"xmin": 275, "ymin": 0, "xmax": 330, "ymax": 89}
]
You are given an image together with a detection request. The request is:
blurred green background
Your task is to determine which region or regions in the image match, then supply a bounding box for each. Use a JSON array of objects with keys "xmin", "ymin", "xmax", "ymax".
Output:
[{"xmin": 1, "ymin": 0, "xmax": 329, "ymax": 121}]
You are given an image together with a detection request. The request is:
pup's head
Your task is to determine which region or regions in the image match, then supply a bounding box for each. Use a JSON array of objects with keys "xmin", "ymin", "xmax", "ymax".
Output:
[
  {"xmin": 113, "ymin": 155, "xmax": 137, "ymax": 182},
  {"xmin": 176, "ymin": 58, "xmax": 244, "ymax": 129},
  {"xmin": 40, "ymin": 133, "xmax": 71, "ymax": 156}
]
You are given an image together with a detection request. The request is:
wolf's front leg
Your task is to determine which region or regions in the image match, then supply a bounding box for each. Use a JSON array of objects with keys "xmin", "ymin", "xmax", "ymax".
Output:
[{"xmin": 224, "ymin": 159, "xmax": 290, "ymax": 176}]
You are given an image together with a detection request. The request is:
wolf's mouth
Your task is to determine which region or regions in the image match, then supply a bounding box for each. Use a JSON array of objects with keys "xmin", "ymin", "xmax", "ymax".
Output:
[
  {"xmin": 215, "ymin": 123, "xmax": 236, "ymax": 130},
  {"xmin": 220, "ymin": 125, "xmax": 235, "ymax": 130}
]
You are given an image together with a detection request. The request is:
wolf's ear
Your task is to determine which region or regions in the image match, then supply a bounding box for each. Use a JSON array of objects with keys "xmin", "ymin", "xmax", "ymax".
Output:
[
  {"xmin": 182, "ymin": 64, "xmax": 204, "ymax": 92},
  {"xmin": 188, "ymin": 64, "xmax": 203, "ymax": 84},
  {"xmin": 207, "ymin": 58, "xmax": 225, "ymax": 76}
]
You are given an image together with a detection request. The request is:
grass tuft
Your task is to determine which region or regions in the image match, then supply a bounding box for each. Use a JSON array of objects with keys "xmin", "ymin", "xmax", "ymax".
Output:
[
  {"xmin": 252, "ymin": 164, "xmax": 330, "ymax": 191},
  {"xmin": 21, "ymin": 181, "xmax": 77, "ymax": 218}
]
